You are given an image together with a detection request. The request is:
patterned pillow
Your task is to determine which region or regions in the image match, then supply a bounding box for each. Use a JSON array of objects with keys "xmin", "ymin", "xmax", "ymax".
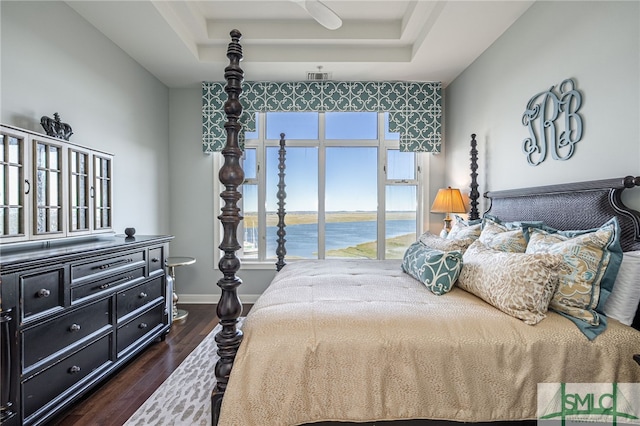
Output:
[
  {"xmin": 525, "ymin": 217, "xmax": 623, "ymax": 339},
  {"xmin": 479, "ymin": 218, "xmax": 527, "ymax": 253},
  {"xmin": 447, "ymin": 215, "xmax": 482, "ymax": 240},
  {"xmin": 402, "ymin": 241, "xmax": 463, "ymax": 295},
  {"xmin": 457, "ymin": 240, "xmax": 563, "ymax": 325},
  {"xmin": 483, "ymin": 214, "xmax": 545, "ymax": 230},
  {"xmin": 419, "ymin": 231, "xmax": 476, "ymax": 253}
]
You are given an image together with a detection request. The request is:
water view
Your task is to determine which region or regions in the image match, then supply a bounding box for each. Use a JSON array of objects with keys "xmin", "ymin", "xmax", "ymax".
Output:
[{"xmin": 244, "ymin": 212, "xmax": 416, "ymax": 259}]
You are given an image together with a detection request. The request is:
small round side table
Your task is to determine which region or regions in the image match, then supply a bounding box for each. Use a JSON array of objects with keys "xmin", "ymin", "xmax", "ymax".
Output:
[{"xmin": 166, "ymin": 256, "xmax": 196, "ymax": 323}]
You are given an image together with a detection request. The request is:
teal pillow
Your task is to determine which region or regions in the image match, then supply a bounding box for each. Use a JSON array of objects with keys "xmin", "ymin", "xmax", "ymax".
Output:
[
  {"xmin": 453, "ymin": 214, "xmax": 482, "ymax": 226},
  {"xmin": 483, "ymin": 214, "xmax": 545, "ymax": 231},
  {"xmin": 401, "ymin": 241, "xmax": 463, "ymax": 295}
]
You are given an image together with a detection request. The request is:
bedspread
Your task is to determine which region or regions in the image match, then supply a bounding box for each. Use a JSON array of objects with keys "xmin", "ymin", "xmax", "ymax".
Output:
[{"xmin": 218, "ymin": 260, "xmax": 640, "ymax": 426}]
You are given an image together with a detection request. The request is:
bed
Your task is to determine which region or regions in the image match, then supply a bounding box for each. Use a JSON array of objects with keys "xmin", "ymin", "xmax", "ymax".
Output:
[{"xmin": 211, "ymin": 30, "xmax": 640, "ymax": 426}]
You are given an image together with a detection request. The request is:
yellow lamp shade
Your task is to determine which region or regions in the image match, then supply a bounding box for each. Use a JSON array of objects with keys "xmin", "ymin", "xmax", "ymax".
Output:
[
  {"xmin": 430, "ymin": 187, "xmax": 467, "ymax": 214},
  {"xmin": 431, "ymin": 187, "xmax": 467, "ymax": 236}
]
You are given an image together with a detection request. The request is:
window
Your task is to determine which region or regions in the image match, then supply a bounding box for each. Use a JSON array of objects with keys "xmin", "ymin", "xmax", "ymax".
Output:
[{"xmin": 236, "ymin": 112, "xmax": 422, "ymax": 263}]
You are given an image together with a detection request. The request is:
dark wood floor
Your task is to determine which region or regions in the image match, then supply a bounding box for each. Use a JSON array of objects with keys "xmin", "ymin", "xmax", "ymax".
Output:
[{"xmin": 48, "ymin": 304, "xmax": 250, "ymax": 426}]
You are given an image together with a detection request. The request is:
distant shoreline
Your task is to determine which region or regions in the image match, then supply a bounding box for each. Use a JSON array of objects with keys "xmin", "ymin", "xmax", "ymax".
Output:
[
  {"xmin": 245, "ymin": 211, "xmax": 415, "ymax": 226},
  {"xmin": 325, "ymin": 232, "xmax": 415, "ymax": 259}
]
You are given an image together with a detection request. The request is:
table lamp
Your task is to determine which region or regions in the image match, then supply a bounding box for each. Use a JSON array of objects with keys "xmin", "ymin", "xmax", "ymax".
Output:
[{"xmin": 430, "ymin": 187, "xmax": 467, "ymax": 237}]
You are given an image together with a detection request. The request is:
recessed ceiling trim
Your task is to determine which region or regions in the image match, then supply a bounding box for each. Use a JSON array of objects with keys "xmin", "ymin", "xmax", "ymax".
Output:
[
  {"xmin": 410, "ymin": 1, "xmax": 447, "ymax": 57},
  {"xmin": 198, "ymin": 44, "xmax": 412, "ymax": 63},
  {"xmin": 65, "ymin": 0, "xmax": 535, "ymax": 88},
  {"xmin": 151, "ymin": 0, "xmax": 204, "ymax": 58},
  {"xmin": 207, "ymin": 19, "xmax": 402, "ymax": 41}
]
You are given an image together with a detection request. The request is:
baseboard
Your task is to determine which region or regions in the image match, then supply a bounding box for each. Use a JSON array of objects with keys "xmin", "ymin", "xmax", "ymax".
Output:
[{"xmin": 178, "ymin": 294, "xmax": 262, "ymax": 304}]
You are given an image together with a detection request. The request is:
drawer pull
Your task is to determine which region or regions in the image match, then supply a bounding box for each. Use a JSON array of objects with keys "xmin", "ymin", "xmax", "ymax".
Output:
[
  {"xmin": 151, "ymin": 257, "xmax": 160, "ymax": 263},
  {"xmin": 69, "ymin": 323, "xmax": 81, "ymax": 332},
  {"xmin": 37, "ymin": 289, "xmax": 51, "ymax": 298},
  {"xmin": 138, "ymin": 322, "xmax": 148, "ymax": 329},
  {"xmin": 98, "ymin": 258, "xmax": 133, "ymax": 270},
  {"xmin": 139, "ymin": 292, "xmax": 148, "ymax": 298},
  {"xmin": 69, "ymin": 365, "xmax": 81, "ymax": 374},
  {"xmin": 99, "ymin": 275, "xmax": 134, "ymax": 289}
]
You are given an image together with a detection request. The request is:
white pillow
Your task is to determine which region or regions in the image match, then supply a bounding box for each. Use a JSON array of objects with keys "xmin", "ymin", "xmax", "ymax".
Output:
[{"xmin": 604, "ymin": 250, "xmax": 640, "ymax": 326}]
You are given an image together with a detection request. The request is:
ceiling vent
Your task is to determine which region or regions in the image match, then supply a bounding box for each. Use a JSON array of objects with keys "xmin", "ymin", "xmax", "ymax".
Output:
[{"xmin": 307, "ymin": 66, "xmax": 331, "ymax": 81}]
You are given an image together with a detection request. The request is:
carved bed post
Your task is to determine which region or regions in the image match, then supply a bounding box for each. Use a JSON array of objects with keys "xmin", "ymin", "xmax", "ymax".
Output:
[
  {"xmin": 212, "ymin": 29, "xmax": 244, "ymax": 426},
  {"xmin": 469, "ymin": 134, "xmax": 480, "ymax": 220},
  {"xmin": 276, "ymin": 133, "xmax": 287, "ymax": 271}
]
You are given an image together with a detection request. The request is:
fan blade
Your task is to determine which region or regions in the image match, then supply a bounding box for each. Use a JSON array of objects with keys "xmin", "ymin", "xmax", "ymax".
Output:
[{"xmin": 304, "ymin": 0, "xmax": 342, "ymax": 30}]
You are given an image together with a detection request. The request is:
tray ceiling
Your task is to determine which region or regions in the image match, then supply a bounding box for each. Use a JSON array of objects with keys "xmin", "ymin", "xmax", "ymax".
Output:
[{"xmin": 67, "ymin": 0, "xmax": 534, "ymax": 88}]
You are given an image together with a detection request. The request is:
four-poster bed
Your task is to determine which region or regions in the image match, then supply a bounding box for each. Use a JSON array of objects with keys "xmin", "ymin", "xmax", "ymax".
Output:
[{"xmin": 212, "ymin": 30, "xmax": 640, "ymax": 426}]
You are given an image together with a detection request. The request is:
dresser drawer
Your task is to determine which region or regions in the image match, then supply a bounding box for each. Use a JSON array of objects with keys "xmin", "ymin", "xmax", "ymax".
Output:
[
  {"xmin": 71, "ymin": 250, "xmax": 145, "ymax": 282},
  {"xmin": 71, "ymin": 267, "xmax": 145, "ymax": 303},
  {"xmin": 22, "ymin": 335, "xmax": 111, "ymax": 420},
  {"xmin": 148, "ymin": 246, "xmax": 164, "ymax": 275},
  {"xmin": 116, "ymin": 277, "xmax": 163, "ymax": 322},
  {"xmin": 22, "ymin": 298, "xmax": 111, "ymax": 369},
  {"xmin": 117, "ymin": 304, "xmax": 163, "ymax": 355},
  {"xmin": 21, "ymin": 267, "xmax": 65, "ymax": 320}
]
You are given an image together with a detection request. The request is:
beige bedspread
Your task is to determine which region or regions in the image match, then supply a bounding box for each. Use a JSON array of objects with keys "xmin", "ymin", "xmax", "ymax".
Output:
[{"xmin": 218, "ymin": 260, "xmax": 640, "ymax": 426}]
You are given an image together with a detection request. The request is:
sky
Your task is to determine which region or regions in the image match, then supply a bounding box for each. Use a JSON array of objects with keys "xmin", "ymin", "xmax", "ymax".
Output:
[{"xmin": 244, "ymin": 112, "xmax": 416, "ymax": 212}]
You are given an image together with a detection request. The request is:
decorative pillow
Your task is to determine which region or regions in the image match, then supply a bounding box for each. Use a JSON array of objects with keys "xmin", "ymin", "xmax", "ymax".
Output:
[
  {"xmin": 447, "ymin": 215, "xmax": 482, "ymax": 240},
  {"xmin": 457, "ymin": 240, "xmax": 562, "ymax": 325},
  {"xmin": 401, "ymin": 241, "xmax": 463, "ymax": 295},
  {"xmin": 604, "ymin": 250, "xmax": 640, "ymax": 326},
  {"xmin": 419, "ymin": 231, "xmax": 476, "ymax": 253},
  {"xmin": 478, "ymin": 218, "xmax": 527, "ymax": 253},
  {"xmin": 524, "ymin": 217, "xmax": 623, "ymax": 339},
  {"xmin": 483, "ymin": 214, "xmax": 545, "ymax": 230}
]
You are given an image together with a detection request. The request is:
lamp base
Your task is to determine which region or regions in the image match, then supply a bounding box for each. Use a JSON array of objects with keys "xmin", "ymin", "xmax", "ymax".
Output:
[{"xmin": 440, "ymin": 214, "xmax": 453, "ymax": 238}]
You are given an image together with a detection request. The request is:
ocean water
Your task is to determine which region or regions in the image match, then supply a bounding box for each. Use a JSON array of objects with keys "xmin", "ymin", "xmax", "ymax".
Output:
[{"xmin": 263, "ymin": 219, "xmax": 415, "ymax": 259}]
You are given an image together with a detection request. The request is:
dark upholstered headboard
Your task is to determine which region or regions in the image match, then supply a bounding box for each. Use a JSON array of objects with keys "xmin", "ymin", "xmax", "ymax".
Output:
[
  {"xmin": 485, "ymin": 176, "xmax": 640, "ymax": 252},
  {"xmin": 485, "ymin": 176, "xmax": 640, "ymax": 329}
]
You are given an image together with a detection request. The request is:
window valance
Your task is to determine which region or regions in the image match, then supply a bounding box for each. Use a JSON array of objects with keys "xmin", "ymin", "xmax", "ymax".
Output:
[{"xmin": 202, "ymin": 81, "xmax": 442, "ymax": 153}]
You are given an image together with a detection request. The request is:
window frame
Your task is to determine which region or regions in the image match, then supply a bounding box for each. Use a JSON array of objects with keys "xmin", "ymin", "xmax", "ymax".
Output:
[{"xmin": 212, "ymin": 112, "xmax": 428, "ymax": 270}]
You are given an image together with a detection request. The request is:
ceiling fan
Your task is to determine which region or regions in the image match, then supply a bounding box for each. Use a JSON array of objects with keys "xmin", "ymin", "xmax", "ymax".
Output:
[{"xmin": 293, "ymin": 0, "xmax": 343, "ymax": 30}]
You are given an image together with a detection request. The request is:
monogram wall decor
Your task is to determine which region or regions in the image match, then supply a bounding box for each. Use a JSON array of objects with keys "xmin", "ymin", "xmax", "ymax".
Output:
[{"xmin": 521, "ymin": 78, "xmax": 583, "ymax": 166}]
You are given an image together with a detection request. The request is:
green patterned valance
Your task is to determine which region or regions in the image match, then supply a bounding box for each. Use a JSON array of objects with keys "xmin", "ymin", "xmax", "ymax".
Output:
[{"xmin": 202, "ymin": 81, "xmax": 442, "ymax": 153}]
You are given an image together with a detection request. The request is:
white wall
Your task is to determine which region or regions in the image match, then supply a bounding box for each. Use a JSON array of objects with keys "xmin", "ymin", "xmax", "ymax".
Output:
[
  {"xmin": 167, "ymin": 88, "xmax": 230, "ymax": 302},
  {"xmin": 0, "ymin": 1, "xmax": 170, "ymax": 235},
  {"xmin": 445, "ymin": 1, "xmax": 640, "ymax": 214}
]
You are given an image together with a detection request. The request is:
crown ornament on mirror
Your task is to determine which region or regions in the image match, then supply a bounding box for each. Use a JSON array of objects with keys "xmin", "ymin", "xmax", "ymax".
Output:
[{"xmin": 41, "ymin": 112, "xmax": 73, "ymax": 140}]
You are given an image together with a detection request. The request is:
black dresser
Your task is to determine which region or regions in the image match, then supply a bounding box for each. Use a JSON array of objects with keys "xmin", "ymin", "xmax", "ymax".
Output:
[{"xmin": 0, "ymin": 234, "xmax": 173, "ymax": 426}]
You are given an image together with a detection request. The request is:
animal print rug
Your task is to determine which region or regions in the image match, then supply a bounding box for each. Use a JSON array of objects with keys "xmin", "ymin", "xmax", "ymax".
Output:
[{"xmin": 124, "ymin": 318, "xmax": 244, "ymax": 426}]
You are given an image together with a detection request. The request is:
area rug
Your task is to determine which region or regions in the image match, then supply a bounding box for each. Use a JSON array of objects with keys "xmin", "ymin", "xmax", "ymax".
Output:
[{"xmin": 124, "ymin": 318, "xmax": 244, "ymax": 426}]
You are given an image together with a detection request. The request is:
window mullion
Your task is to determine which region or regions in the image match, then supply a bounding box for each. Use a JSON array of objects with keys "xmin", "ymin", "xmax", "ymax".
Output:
[
  {"xmin": 318, "ymin": 113, "xmax": 326, "ymax": 259},
  {"xmin": 417, "ymin": 153, "xmax": 427, "ymax": 237},
  {"xmin": 377, "ymin": 113, "xmax": 386, "ymax": 260},
  {"xmin": 257, "ymin": 113, "xmax": 267, "ymax": 261}
]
